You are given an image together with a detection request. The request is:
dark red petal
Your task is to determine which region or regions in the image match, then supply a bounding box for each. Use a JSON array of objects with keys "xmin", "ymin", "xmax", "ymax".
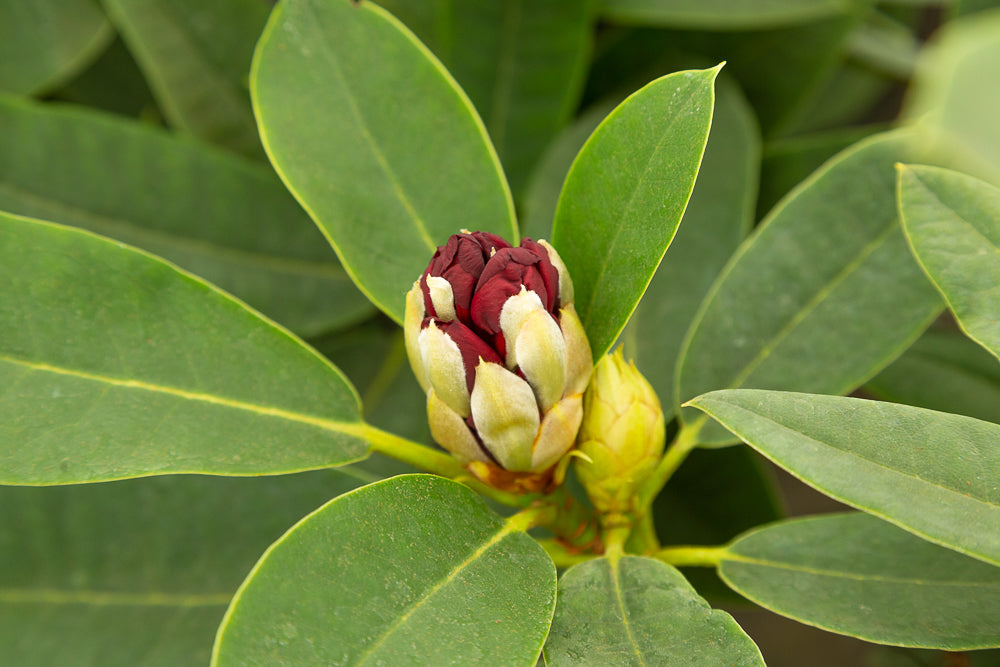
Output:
[
  {"xmin": 442, "ymin": 265, "xmax": 477, "ymax": 317},
  {"xmin": 520, "ymin": 238, "xmax": 560, "ymax": 311},
  {"xmin": 471, "ymin": 244, "xmax": 562, "ymax": 333},
  {"xmin": 421, "ymin": 232, "xmax": 513, "ymax": 323},
  {"xmin": 469, "ymin": 231, "xmax": 511, "ymax": 254},
  {"xmin": 437, "ymin": 319, "xmax": 503, "ymax": 394},
  {"xmin": 470, "ymin": 259, "xmax": 523, "ymax": 333}
]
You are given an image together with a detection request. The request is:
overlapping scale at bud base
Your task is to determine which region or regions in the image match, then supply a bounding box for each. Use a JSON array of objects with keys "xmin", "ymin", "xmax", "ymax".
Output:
[{"xmin": 404, "ymin": 230, "xmax": 593, "ymax": 493}]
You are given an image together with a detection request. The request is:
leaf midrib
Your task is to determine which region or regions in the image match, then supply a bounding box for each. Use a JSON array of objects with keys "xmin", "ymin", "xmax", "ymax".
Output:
[
  {"xmin": 726, "ymin": 221, "xmax": 898, "ymax": 391},
  {"xmin": 0, "ymin": 182, "xmax": 345, "ymax": 279},
  {"xmin": 2, "ymin": 354, "xmax": 362, "ymax": 433},
  {"xmin": 303, "ymin": 1, "xmax": 436, "ymax": 253},
  {"xmin": 353, "ymin": 522, "xmax": 519, "ymax": 667},
  {"xmin": 106, "ymin": 0, "xmax": 251, "ymax": 139},
  {"xmin": 609, "ymin": 558, "xmax": 647, "ymax": 666},
  {"xmin": 700, "ymin": 397, "xmax": 1000, "ymax": 521},
  {"xmin": 908, "ymin": 170, "xmax": 1000, "ymax": 257},
  {"xmin": 579, "ymin": 80, "xmax": 707, "ymax": 330},
  {"xmin": 0, "ymin": 587, "xmax": 231, "ymax": 608},
  {"xmin": 721, "ymin": 552, "xmax": 1000, "ymax": 587}
]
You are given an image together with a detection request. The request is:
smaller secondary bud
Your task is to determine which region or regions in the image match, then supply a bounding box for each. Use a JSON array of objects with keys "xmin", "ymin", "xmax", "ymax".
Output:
[{"xmin": 574, "ymin": 349, "xmax": 665, "ymax": 514}]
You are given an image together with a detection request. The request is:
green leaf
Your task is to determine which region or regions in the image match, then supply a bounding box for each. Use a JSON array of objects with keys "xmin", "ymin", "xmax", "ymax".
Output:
[
  {"xmin": 720, "ymin": 513, "xmax": 1000, "ymax": 649},
  {"xmin": 380, "ymin": 0, "xmax": 596, "ymax": 196},
  {"xmin": 0, "ymin": 470, "xmax": 370, "ymax": 665},
  {"xmin": 846, "ymin": 11, "xmax": 920, "ymax": 80},
  {"xmin": 866, "ymin": 327, "xmax": 1000, "ymax": 425},
  {"xmin": 677, "ymin": 131, "xmax": 943, "ymax": 445},
  {"xmin": 100, "ymin": 0, "xmax": 268, "ymax": 158},
  {"xmin": 951, "ymin": 0, "xmax": 1000, "ymax": 16},
  {"xmin": 0, "ymin": 98, "xmax": 373, "ymax": 337},
  {"xmin": 898, "ymin": 164, "xmax": 1000, "ymax": 360},
  {"xmin": 543, "ymin": 556, "xmax": 764, "ymax": 666},
  {"xmin": 601, "ymin": 0, "xmax": 849, "ymax": 29},
  {"xmin": 0, "ymin": 211, "xmax": 368, "ymax": 484},
  {"xmin": 688, "ymin": 389, "xmax": 1000, "ymax": 567},
  {"xmin": 552, "ymin": 66, "xmax": 719, "ymax": 360},
  {"xmin": 905, "ymin": 9, "xmax": 1000, "ymax": 185},
  {"xmin": 621, "ymin": 76, "xmax": 759, "ymax": 413},
  {"xmin": 251, "ymin": 0, "xmax": 517, "ymax": 323},
  {"xmin": 758, "ymin": 124, "xmax": 886, "ymax": 216},
  {"xmin": 0, "ymin": 0, "xmax": 112, "ymax": 96},
  {"xmin": 213, "ymin": 475, "xmax": 556, "ymax": 666}
]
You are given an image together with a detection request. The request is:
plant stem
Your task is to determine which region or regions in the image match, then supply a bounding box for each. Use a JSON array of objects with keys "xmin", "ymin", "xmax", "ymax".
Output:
[
  {"xmin": 654, "ymin": 545, "xmax": 726, "ymax": 568},
  {"xmin": 536, "ymin": 486, "xmax": 600, "ymax": 549},
  {"xmin": 505, "ymin": 503, "xmax": 558, "ymax": 533},
  {"xmin": 536, "ymin": 539, "xmax": 599, "ymax": 568},
  {"xmin": 361, "ymin": 422, "xmax": 466, "ymax": 476},
  {"xmin": 603, "ymin": 524, "xmax": 631, "ymax": 563},
  {"xmin": 635, "ymin": 419, "xmax": 702, "ymax": 510},
  {"xmin": 359, "ymin": 423, "xmax": 527, "ymax": 507},
  {"xmin": 625, "ymin": 511, "xmax": 660, "ymax": 555}
]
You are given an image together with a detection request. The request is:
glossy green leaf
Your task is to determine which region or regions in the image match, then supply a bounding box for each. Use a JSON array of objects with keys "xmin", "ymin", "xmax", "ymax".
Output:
[
  {"xmin": 552, "ymin": 66, "xmax": 719, "ymax": 359},
  {"xmin": 621, "ymin": 76, "xmax": 759, "ymax": 413},
  {"xmin": 688, "ymin": 389, "xmax": 1000, "ymax": 567},
  {"xmin": 677, "ymin": 131, "xmax": 943, "ymax": 445},
  {"xmin": 544, "ymin": 556, "xmax": 764, "ymax": 666},
  {"xmin": 101, "ymin": 0, "xmax": 268, "ymax": 158},
  {"xmin": 898, "ymin": 164, "xmax": 1000, "ymax": 360},
  {"xmin": 380, "ymin": 0, "xmax": 596, "ymax": 196},
  {"xmin": 905, "ymin": 9, "xmax": 1000, "ymax": 186},
  {"xmin": 602, "ymin": 0, "xmax": 848, "ymax": 29},
  {"xmin": 720, "ymin": 513, "xmax": 1000, "ymax": 649},
  {"xmin": 758, "ymin": 124, "xmax": 885, "ymax": 216},
  {"xmin": 0, "ymin": 98, "xmax": 372, "ymax": 337},
  {"xmin": 0, "ymin": 0, "xmax": 112, "ymax": 95},
  {"xmin": 213, "ymin": 475, "xmax": 556, "ymax": 666},
  {"xmin": 526, "ymin": 74, "xmax": 757, "ymax": 403},
  {"xmin": 952, "ymin": 0, "xmax": 1000, "ymax": 15},
  {"xmin": 865, "ymin": 327, "xmax": 1000, "ymax": 425},
  {"xmin": 0, "ymin": 470, "xmax": 370, "ymax": 665},
  {"xmin": 251, "ymin": 0, "xmax": 517, "ymax": 324},
  {"xmin": 0, "ymin": 211, "xmax": 368, "ymax": 484},
  {"xmin": 846, "ymin": 11, "xmax": 920, "ymax": 79}
]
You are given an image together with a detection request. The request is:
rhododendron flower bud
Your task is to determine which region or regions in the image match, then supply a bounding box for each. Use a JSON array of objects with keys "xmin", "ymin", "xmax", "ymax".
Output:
[
  {"xmin": 574, "ymin": 349, "xmax": 665, "ymax": 514},
  {"xmin": 405, "ymin": 231, "xmax": 592, "ymax": 491}
]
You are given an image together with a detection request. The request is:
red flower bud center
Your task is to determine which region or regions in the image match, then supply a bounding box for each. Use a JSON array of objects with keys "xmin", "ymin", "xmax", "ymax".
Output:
[{"xmin": 419, "ymin": 233, "xmax": 562, "ymax": 393}]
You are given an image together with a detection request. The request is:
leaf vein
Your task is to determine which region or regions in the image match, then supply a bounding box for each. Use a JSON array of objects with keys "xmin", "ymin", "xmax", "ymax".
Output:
[
  {"xmin": 0, "ymin": 354, "xmax": 363, "ymax": 434},
  {"xmin": 353, "ymin": 521, "xmax": 520, "ymax": 667},
  {"xmin": 728, "ymin": 222, "xmax": 897, "ymax": 390}
]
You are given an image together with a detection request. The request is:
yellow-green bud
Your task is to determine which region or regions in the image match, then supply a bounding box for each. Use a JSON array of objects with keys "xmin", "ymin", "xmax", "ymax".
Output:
[{"xmin": 574, "ymin": 349, "xmax": 665, "ymax": 514}]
